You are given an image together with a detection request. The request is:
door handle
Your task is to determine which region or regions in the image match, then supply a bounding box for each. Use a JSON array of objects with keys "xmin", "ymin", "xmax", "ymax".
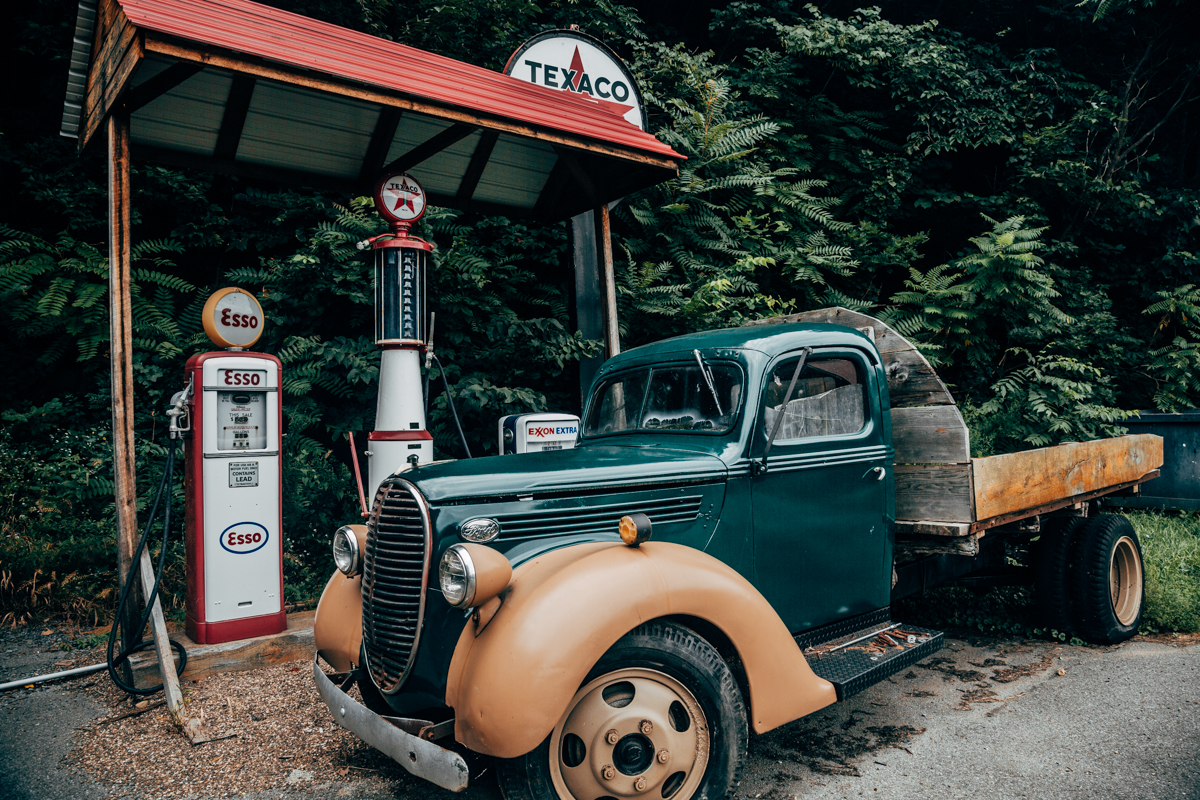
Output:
[{"xmin": 864, "ymin": 466, "xmax": 885, "ymax": 481}]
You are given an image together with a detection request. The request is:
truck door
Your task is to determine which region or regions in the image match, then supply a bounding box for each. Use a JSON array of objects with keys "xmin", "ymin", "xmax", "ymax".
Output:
[{"xmin": 750, "ymin": 348, "xmax": 891, "ymax": 633}]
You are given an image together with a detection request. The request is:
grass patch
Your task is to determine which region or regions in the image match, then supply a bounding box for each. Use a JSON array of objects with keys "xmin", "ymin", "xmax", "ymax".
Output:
[{"xmin": 1127, "ymin": 510, "xmax": 1200, "ymax": 633}]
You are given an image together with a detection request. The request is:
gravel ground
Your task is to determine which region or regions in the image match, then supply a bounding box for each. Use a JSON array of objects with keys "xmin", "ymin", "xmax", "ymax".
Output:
[{"xmin": 1, "ymin": 625, "xmax": 1197, "ymax": 800}]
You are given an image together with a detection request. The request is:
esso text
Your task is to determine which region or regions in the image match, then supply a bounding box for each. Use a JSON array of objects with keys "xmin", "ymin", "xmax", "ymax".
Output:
[
  {"xmin": 221, "ymin": 369, "xmax": 264, "ymax": 387},
  {"xmin": 219, "ymin": 522, "xmax": 270, "ymax": 555},
  {"xmin": 220, "ymin": 308, "xmax": 260, "ymax": 329}
]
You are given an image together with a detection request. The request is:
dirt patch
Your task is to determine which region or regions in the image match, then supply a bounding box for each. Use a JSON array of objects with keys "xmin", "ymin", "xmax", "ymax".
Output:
[
  {"xmin": 758, "ymin": 716, "xmax": 925, "ymax": 779},
  {"xmin": 917, "ymin": 657, "xmax": 985, "ymax": 683},
  {"xmin": 970, "ymin": 657, "xmax": 1008, "ymax": 667},
  {"xmin": 1136, "ymin": 632, "xmax": 1200, "ymax": 647},
  {"xmin": 990, "ymin": 652, "xmax": 1056, "ymax": 683},
  {"xmin": 64, "ymin": 662, "xmax": 435, "ymax": 800}
]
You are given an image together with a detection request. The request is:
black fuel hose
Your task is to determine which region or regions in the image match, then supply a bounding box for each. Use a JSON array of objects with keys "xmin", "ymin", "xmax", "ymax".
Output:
[
  {"xmin": 431, "ymin": 353, "xmax": 472, "ymax": 459},
  {"xmin": 106, "ymin": 435, "xmax": 187, "ymax": 695}
]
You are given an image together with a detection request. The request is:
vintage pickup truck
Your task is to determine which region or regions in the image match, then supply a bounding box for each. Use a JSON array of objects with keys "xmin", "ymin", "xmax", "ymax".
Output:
[{"xmin": 311, "ymin": 307, "xmax": 1162, "ymax": 799}]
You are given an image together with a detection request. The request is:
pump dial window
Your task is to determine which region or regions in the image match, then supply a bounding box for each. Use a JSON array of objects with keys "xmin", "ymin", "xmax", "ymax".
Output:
[{"xmin": 217, "ymin": 391, "xmax": 267, "ymax": 450}]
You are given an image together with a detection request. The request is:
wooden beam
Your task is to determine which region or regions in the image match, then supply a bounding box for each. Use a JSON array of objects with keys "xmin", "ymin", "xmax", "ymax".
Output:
[
  {"xmin": 137, "ymin": 547, "xmax": 183, "ymax": 713},
  {"xmin": 596, "ymin": 204, "xmax": 620, "ymax": 359},
  {"xmin": 121, "ymin": 61, "xmax": 204, "ymax": 114},
  {"xmin": 80, "ymin": 0, "xmax": 142, "ymax": 152},
  {"xmin": 213, "ymin": 75, "xmax": 256, "ymax": 161},
  {"xmin": 972, "ymin": 435, "xmax": 1164, "ymax": 522},
  {"xmin": 456, "ymin": 130, "xmax": 499, "ymax": 202},
  {"xmin": 143, "ymin": 35, "xmax": 683, "ymax": 172},
  {"xmin": 107, "ymin": 112, "xmax": 141, "ymax": 677},
  {"xmin": 891, "ymin": 406, "xmax": 970, "ymax": 464},
  {"xmin": 895, "ymin": 463, "xmax": 975, "ymax": 523},
  {"xmin": 358, "ymin": 107, "xmax": 402, "ymax": 185},
  {"xmin": 379, "ymin": 122, "xmax": 477, "ymax": 176}
]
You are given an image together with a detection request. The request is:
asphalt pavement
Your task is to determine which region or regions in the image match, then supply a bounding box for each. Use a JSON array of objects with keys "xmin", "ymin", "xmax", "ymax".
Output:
[{"xmin": 1, "ymin": 627, "xmax": 1196, "ymax": 800}]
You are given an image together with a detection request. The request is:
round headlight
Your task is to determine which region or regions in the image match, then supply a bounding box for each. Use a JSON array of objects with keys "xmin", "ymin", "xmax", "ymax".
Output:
[
  {"xmin": 331, "ymin": 526, "xmax": 360, "ymax": 576},
  {"xmin": 439, "ymin": 544, "xmax": 477, "ymax": 608}
]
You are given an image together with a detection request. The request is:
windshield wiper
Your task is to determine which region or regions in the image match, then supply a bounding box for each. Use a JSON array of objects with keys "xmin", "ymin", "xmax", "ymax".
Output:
[
  {"xmin": 754, "ymin": 346, "xmax": 812, "ymax": 475},
  {"xmin": 693, "ymin": 349, "xmax": 723, "ymax": 416}
]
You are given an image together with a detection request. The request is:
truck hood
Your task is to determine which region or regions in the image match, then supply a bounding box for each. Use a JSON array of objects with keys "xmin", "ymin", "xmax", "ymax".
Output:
[{"xmin": 402, "ymin": 444, "xmax": 728, "ymax": 504}]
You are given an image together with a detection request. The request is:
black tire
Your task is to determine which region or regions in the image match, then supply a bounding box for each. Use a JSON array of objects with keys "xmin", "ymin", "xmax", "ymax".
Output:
[
  {"xmin": 497, "ymin": 620, "xmax": 747, "ymax": 800},
  {"xmin": 1069, "ymin": 514, "xmax": 1145, "ymax": 644},
  {"xmin": 1032, "ymin": 516, "xmax": 1086, "ymax": 635}
]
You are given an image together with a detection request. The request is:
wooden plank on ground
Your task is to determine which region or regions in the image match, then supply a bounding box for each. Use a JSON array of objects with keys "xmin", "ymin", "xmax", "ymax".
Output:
[
  {"xmin": 895, "ymin": 463, "xmax": 974, "ymax": 522},
  {"xmin": 972, "ymin": 434, "xmax": 1164, "ymax": 522},
  {"xmin": 892, "ymin": 406, "xmax": 970, "ymax": 464},
  {"xmin": 130, "ymin": 611, "xmax": 315, "ymax": 688},
  {"xmin": 744, "ymin": 307, "xmax": 955, "ymax": 408}
]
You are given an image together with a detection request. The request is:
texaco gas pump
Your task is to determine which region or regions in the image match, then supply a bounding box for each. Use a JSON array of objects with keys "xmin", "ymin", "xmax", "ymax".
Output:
[
  {"xmin": 362, "ymin": 172, "xmax": 434, "ymax": 500},
  {"xmin": 183, "ymin": 288, "xmax": 287, "ymax": 644}
]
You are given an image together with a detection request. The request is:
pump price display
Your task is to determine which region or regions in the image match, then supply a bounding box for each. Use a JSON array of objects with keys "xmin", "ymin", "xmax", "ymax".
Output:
[
  {"xmin": 217, "ymin": 391, "xmax": 267, "ymax": 450},
  {"xmin": 217, "ymin": 368, "xmax": 266, "ymax": 387}
]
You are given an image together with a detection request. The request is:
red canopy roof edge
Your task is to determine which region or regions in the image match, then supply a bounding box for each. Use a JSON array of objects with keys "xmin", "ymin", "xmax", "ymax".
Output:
[{"xmin": 117, "ymin": 0, "xmax": 682, "ymax": 161}]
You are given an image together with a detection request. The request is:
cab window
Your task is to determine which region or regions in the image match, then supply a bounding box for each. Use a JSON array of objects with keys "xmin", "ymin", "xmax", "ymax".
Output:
[
  {"xmin": 763, "ymin": 356, "xmax": 866, "ymax": 441},
  {"xmin": 585, "ymin": 363, "xmax": 743, "ymax": 436}
]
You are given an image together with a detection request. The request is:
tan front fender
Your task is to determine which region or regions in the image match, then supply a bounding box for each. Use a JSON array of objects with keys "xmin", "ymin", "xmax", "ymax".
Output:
[
  {"xmin": 444, "ymin": 541, "xmax": 836, "ymax": 759},
  {"xmin": 314, "ymin": 525, "xmax": 366, "ymax": 672}
]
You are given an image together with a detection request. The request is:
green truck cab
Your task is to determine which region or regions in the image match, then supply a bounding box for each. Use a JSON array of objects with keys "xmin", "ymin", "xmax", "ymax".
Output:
[{"xmin": 313, "ymin": 308, "xmax": 1162, "ymax": 800}]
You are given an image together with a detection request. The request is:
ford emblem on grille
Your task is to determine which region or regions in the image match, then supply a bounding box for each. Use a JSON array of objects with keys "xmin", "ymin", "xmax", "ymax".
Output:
[{"xmin": 459, "ymin": 517, "xmax": 501, "ymax": 543}]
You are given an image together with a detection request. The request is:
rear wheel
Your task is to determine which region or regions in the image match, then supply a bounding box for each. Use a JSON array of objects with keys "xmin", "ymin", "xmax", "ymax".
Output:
[
  {"xmin": 1033, "ymin": 516, "xmax": 1086, "ymax": 635},
  {"xmin": 498, "ymin": 621, "xmax": 747, "ymax": 800},
  {"xmin": 1070, "ymin": 514, "xmax": 1145, "ymax": 644}
]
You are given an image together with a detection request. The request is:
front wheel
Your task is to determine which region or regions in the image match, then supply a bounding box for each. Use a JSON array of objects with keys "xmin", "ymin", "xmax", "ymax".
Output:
[
  {"xmin": 1070, "ymin": 514, "xmax": 1145, "ymax": 644},
  {"xmin": 497, "ymin": 621, "xmax": 747, "ymax": 800}
]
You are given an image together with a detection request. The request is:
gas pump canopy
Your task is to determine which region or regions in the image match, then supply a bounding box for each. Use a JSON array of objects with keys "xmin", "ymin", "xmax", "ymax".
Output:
[{"xmin": 62, "ymin": 0, "xmax": 684, "ymax": 221}]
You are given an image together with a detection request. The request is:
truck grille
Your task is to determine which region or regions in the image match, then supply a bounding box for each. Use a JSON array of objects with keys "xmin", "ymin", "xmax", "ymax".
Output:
[{"xmin": 362, "ymin": 478, "xmax": 431, "ymax": 693}]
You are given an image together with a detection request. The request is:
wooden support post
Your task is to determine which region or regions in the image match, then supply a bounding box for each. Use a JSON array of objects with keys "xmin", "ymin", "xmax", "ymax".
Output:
[
  {"xmin": 109, "ymin": 112, "xmax": 187, "ymax": 722},
  {"xmin": 596, "ymin": 204, "xmax": 620, "ymax": 359},
  {"xmin": 570, "ymin": 212, "xmax": 603, "ymax": 407},
  {"xmin": 108, "ymin": 112, "xmax": 141, "ymax": 678}
]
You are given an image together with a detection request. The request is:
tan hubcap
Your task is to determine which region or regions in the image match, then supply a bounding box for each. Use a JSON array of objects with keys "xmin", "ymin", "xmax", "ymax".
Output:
[
  {"xmin": 549, "ymin": 668, "xmax": 709, "ymax": 800},
  {"xmin": 1110, "ymin": 535, "xmax": 1143, "ymax": 626}
]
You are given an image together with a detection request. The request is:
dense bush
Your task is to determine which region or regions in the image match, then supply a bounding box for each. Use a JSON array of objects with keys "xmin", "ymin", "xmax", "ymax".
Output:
[{"xmin": 2, "ymin": 0, "xmax": 1199, "ymax": 623}]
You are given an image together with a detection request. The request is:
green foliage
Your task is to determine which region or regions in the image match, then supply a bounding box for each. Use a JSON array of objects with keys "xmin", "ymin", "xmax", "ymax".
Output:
[{"xmin": 1127, "ymin": 511, "xmax": 1200, "ymax": 633}]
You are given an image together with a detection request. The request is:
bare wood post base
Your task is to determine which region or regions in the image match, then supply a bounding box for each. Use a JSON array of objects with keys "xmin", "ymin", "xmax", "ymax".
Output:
[{"xmin": 137, "ymin": 548, "xmax": 183, "ymax": 713}]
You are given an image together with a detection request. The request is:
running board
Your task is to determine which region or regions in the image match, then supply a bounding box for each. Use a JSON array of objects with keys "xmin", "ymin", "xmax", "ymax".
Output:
[{"xmin": 801, "ymin": 620, "xmax": 944, "ymax": 701}]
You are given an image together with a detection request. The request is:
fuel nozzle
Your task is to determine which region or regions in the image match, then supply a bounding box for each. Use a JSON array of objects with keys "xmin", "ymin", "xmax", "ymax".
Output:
[{"xmin": 167, "ymin": 389, "xmax": 191, "ymax": 438}]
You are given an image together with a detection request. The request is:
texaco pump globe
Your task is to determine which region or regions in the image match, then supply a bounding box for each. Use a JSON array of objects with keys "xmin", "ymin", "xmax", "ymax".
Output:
[{"xmin": 374, "ymin": 172, "xmax": 427, "ymax": 224}]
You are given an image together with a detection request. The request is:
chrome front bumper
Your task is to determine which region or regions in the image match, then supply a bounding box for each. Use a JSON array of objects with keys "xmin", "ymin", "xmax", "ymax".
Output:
[{"xmin": 312, "ymin": 657, "xmax": 469, "ymax": 791}]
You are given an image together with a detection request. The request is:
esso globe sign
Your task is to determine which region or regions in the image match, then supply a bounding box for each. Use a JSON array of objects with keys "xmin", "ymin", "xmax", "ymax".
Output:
[
  {"xmin": 374, "ymin": 172, "xmax": 427, "ymax": 225},
  {"xmin": 505, "ymin": 30, "xmax": 646, "ymax": 132},
  {"xmin": 202, "ymin": 287, "xmax": 264, "ymax": 349}
]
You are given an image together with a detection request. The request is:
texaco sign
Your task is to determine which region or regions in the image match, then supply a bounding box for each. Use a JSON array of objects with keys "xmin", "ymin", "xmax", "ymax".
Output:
[{"xmin": 504, "ymin": 30, "xmax": 647, "ymax": 132}]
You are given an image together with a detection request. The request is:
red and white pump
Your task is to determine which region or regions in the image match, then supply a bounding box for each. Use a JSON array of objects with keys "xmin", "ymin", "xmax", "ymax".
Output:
[
  {"xmin": 360, "ymin": 172, "xmax": 435, "ymax": 500},
  {"xmin": 183, "ymin": 288, "xmax": 286, "ymax": 644}
]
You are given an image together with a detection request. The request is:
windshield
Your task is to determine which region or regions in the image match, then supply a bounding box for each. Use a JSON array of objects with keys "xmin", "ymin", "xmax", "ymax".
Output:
[{"xmin": 584, "ymin": 362, "xmax": 743, "ymax": 436}]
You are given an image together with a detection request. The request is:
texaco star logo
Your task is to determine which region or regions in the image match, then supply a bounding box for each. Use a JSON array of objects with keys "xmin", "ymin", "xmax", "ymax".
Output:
[{"xmin": 377, "ymin": 173, "xmax": 426, "ymax": 222}]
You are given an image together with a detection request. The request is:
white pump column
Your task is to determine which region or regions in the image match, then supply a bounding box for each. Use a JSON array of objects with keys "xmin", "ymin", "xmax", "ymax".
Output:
[{"xmin": 368, "ymin": 348, "xmax": 433, "ymax": 500}]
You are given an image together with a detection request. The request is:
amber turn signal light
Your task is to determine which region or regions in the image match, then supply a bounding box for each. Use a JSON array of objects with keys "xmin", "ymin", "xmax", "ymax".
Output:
[{"xmin": 619, "ymin": 513, "xmax": 652, "ymax": 547}]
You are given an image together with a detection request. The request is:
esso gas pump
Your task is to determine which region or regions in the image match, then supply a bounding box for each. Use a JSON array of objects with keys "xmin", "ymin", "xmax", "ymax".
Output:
[
  {"xmin": 182, "ymin": 288, "xmax": 286, "ymax": 644},
  {"xmin": 361, "ymin": 172, "xmax": 434, "ymax": 500}
]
